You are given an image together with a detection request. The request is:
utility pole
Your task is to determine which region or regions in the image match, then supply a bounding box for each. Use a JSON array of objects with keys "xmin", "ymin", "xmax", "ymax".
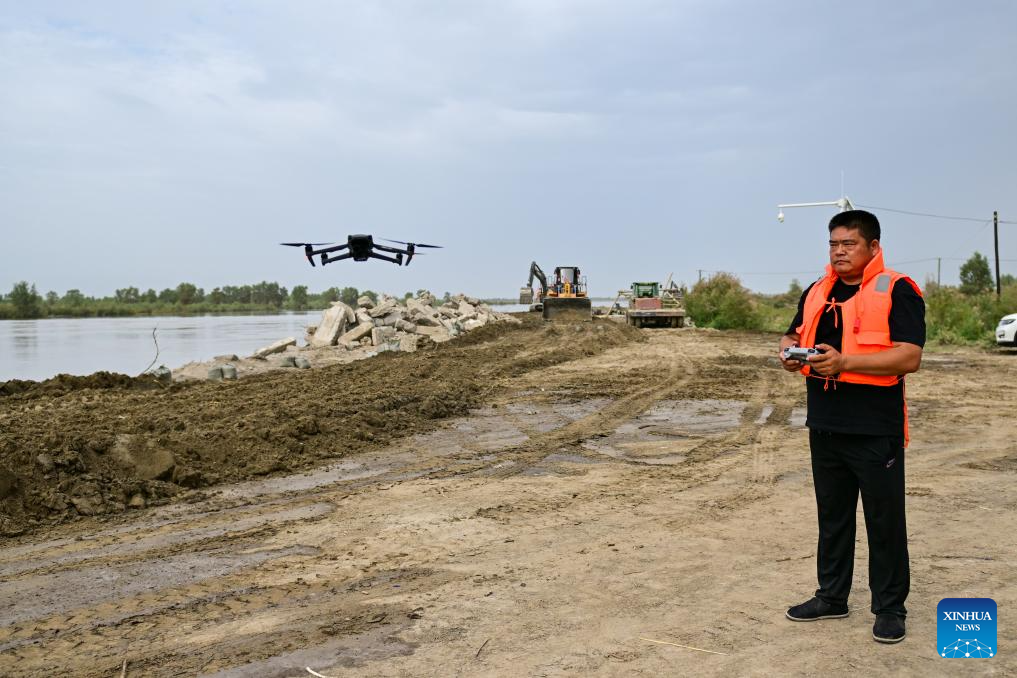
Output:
[
  {"xmin": 994, "ymin": 211, "xmax": 1001, "ymax": 299},
  {"xmin": 698, "ymin": 269, "xmax": 703, "ymax": 283},
  {"xmin": 937, "ymin": 257, "xmax": 941, "ymax": 286}
]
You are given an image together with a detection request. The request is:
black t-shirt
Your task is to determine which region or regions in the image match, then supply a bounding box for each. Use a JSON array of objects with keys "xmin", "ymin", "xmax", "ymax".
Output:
[{"xmin": 787, "ymin": 278, "xmax": 926, "ymax": 437}]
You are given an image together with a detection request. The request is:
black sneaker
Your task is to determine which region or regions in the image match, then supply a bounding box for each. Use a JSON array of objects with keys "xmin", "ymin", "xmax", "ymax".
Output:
[
  {"xmin": 873, "ymin": 613, "xmax": 906, "ymax": 643},
  {"xmin": 785, "ymin": 597, "xmax": 849, "ymax": 622}
]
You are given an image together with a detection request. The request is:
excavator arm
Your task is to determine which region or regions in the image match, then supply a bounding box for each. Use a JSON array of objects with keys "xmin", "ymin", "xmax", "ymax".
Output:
[{"xmin": 519, "ymin": 261, "xmax": 548, "ymax": 304}]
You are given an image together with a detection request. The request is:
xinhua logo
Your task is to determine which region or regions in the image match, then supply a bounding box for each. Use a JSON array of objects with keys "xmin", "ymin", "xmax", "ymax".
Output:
[{"xmin": 938, "ymin": 598, "xmax": 996, "ymax": 658}]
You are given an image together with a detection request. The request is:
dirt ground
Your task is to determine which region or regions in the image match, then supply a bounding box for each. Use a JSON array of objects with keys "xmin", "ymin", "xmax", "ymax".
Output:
[{"xmin": 1, "ymin": 319, "xmax": 1015, "ymax": 676}]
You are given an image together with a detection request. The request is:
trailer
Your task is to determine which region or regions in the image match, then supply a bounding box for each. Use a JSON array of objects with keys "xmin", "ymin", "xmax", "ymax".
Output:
[{"xmin": 624, "ymin": 282, "xmax": 686, "ymax": 328}]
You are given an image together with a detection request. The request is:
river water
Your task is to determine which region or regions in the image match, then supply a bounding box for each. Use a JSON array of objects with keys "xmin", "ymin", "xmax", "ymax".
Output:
[
  {"xmin": 0, "ymin": 312, "xmax": 324, "ymax": 382},
  {"xmin": 0, "ymin": 305, "xmax": 525, "ymax": 382}
]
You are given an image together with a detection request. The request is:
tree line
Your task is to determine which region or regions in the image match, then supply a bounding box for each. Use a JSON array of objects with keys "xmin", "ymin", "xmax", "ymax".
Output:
[
  {"xmin": 0, "ymin": 282, "xmax": 452, "ymax": 320},
  {"xmin": 685, "ymin": 251, "xmax": 1016, "ymax": 345}
]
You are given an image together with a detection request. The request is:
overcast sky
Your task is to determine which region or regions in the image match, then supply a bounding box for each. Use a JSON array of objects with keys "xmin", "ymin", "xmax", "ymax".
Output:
[{"xmin": 2, "ymin": 1, "xmax": 1015, "ymax": 299}]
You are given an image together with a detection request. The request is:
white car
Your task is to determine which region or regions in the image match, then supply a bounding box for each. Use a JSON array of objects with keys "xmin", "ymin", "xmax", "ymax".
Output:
[{"xmin": 997, "ymin": 313, "xmax": 1017, "ymax": 346}]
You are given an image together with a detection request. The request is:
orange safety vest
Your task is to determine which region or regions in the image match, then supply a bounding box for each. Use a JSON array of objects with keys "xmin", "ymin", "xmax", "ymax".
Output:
[{"xmin": 795, "ymin": 250, "xmax": 923, "ymax": 443}]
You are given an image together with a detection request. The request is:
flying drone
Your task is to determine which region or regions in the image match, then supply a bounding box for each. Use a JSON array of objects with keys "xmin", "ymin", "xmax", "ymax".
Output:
[{"xmin": 281, "ymin": 234, "xmax": 442, "ymax": 267}]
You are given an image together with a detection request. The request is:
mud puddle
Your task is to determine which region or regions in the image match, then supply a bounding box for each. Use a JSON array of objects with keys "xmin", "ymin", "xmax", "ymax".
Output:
[
  {"xmin": 0, "ymin": 503, "xmax": 334, "ymax": 579},
  {"xmin": 1, "ymin": 543, "xmax": 322, "ymax": 629},
  {"xmin": 584, "ymin": 399, "xmax": 803, "ymax": 465}
]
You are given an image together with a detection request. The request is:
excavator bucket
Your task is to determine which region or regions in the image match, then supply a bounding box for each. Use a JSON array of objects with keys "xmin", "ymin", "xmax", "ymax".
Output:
[
  {"xmin": 541, "ymin": 296, "xmax": 592, "ymax": 322},
  {"xmin": 519, "ymin": 287, "xmax": 534, "ymax": 305}
]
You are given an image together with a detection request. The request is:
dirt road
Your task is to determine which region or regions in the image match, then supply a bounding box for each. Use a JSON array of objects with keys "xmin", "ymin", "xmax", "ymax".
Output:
[{"xmin": 1, "ymin": 321, "xmax": 1015, "ymax": 676}]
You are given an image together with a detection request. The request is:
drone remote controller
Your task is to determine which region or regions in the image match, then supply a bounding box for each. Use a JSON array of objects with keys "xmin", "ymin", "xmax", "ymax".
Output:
[{"xmin": 783, "ymin": 346, "xmax": 823, "ymax": 362}]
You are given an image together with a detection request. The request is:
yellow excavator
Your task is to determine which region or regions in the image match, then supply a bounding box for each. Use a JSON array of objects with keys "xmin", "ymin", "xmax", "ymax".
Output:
[{"xmin": 519, "ymin": 261, "xmax": 592, "ymax": 322}]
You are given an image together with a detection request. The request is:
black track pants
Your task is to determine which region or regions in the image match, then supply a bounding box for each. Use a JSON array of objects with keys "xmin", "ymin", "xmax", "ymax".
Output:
[{"xmin": 809, "ymin": 428, "xmax": 909, "ymax": 617}]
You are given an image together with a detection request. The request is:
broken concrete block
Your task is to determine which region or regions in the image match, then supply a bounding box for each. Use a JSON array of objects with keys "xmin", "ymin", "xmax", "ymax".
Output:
[
  {"xmin": 406, "ymin": 297, "xmax": 437, "ymax": 317},
  {"xmin": 278, "ymin": 356, "xmax": 297, "ymax": 367},
  {"xmin": 339, "ymin": 322, "xmax": 373, "ymax": 344},
  {"xmin": 207, "ymin": 367, "xmax": 223, "ymax": 381},
  {"xmin": 368, "ymin": 298, "xmax": 397, "ymax": 318},
  {"xmin": 371, "ymin": 326, "xmax": 397, "ymax": 346},
  {"xmin": 416, "ymin": 325, "xmax": 452, "ymax": 343},
  {"xmin": 412, "ymin": 314, "xmax": 440, "ymax": 326},
  {"xmin": 394, "ymin": 319, "xmax": 417, "ymax": 333},
  {"xmin": 294, "ymin": 357, "xmax": 311, "ymax": 369},
  {"xmin": 220, "ymin": 364, "xmax": 238, "ymax": 380},
  {"xmin": 252, "ymin": 336, "xmax": 298, "ymax": 358},
  {"xmin": 463, "ymin": 319, "xmax": 484, "ymax": 331},
  {"xmin": 399, "ymin": 335, "xmax": 420, "ymax": 352},
  {"xmin": 310, "ymin": 302, "xmax": 354, "ymax": 347},
  {"xmin": 357, "ymin": 295, "xmax": 374, "ymax": 308},
  {"xmin": 458, "ymin": 301, "xmax": 476, "ymax": 317}
]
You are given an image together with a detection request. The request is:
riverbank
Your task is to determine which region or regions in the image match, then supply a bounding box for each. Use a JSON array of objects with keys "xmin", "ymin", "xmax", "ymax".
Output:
[{"xmin": 1, "ymin": 325, "xmax": 1014, "ymax": 676}]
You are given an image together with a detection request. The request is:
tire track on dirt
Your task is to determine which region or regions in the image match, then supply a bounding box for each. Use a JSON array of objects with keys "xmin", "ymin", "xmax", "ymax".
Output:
[{"xmin": 477, "ymin": 356, "xmax": 699, "ymax": 479}]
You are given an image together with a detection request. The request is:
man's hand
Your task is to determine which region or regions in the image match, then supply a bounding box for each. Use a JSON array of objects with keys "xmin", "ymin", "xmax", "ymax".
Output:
[
  {"xmin": 808, "ymin": 343, "xmax": 845, "ymax": 376},
  {"xmin": 778, "ymin": 334, "xmax": 803, "ymax": 372}
]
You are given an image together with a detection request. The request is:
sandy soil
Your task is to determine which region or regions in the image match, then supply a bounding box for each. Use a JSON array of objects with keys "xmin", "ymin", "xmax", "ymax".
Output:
[{"xmin": 1, "ymin": 322, "xmax": 1015, "ymax": 676}]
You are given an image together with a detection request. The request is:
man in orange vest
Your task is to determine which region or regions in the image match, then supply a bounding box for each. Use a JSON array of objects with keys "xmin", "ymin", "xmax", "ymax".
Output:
[{"xmin": 778, "ymin": 210, "xmax": 924, "ymax": 644}]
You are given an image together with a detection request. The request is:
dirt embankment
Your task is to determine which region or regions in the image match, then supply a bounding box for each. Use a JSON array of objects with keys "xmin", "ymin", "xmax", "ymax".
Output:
[{"xmin": 0, "ymin": 317, "xmax": 641, "ymax": 536}]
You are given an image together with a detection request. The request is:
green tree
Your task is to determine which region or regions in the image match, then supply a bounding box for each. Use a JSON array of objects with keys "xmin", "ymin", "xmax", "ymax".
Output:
[
  {"xmin": 142, "ymin": 289, "xmax": 158, "ymax": 303},
  {"xmin": 176, "ymin": 282, "xmax": 200, "ymax": 305},
  {"xmin": 9, "ymin": 281, "xmax": 42, "ymax": 318},
  {"xmin": 339, "ymin": 286, "xmax": 359, "ymax": 306},
  {"xmin": 208, "ymin": 287, "xmax": 225, "ymax": 305},
  {"xmin": 290, "ymin": 285, "xmax": 308, "ymax": 309},
  {"xmin": 685, "ymin": 272, "xmax": 761, "ymax": 330},
  {"xmin": 784, "ymin": 278, "xmax": 804, "ymax": 304},
  {"xmin": 115, "ymin": 286, "xmax": 141, "ymax": 304},
  {"xmin": 959, "ymin": 252, "xmax": 993, "ymax": 296},
  {"xmin": 45, "ymin": 291, "xmax": 59, "ymax": 305},
  {"xmin": 249, "ymin": 281, "xmax": 285, "ymax": 307},
  {"xmin": 158, "ymin": 288, "xmax": 179, "ymax": 304},
  {"xmin": 63, "ymin": 289, "xmax": 86, "ymax": 306}
]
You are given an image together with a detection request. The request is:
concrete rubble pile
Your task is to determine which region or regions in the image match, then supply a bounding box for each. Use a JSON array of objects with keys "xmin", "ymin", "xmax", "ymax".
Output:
[
  {"xmin": 306, "ymin": 292, "xmax": 520, "ymax": 354},
  {"xmin": 185, "ymin": 293, "xmax": 520, "ymax": 381}
]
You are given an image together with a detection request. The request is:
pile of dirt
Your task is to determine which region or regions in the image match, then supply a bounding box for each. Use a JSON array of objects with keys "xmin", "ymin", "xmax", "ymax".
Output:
[
  {"xmin": 0, "ymin": 371, "xmax": 167, "ymax": 399},
  {"xmin": 0, "ymin": 317, "xmax": 641, "ymax": 535}
]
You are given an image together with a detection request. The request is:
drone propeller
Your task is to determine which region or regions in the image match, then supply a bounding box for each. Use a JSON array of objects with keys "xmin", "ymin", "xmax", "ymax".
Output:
[
  {"xmin": 280, "ymin": 242, "xmax": 333, "ymax": 267},
  {"xmin": 381, "ymin": 238, "xmax": 443, "ymax": 249}
]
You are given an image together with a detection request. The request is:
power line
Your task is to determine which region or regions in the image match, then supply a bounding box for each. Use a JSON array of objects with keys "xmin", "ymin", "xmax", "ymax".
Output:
[
  {"xmin": 856, "ymin": 203, "xmax": 1017, "ymax": 225},
  {"xmin": 699, "ymin": 256, "xmax": 1017, "ymax": 279}
]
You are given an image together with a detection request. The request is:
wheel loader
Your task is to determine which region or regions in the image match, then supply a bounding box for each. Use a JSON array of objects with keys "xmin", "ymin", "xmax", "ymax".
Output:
[{"xmin": 519, "ymin": 261, "xmax": 592, "ymax": 322}]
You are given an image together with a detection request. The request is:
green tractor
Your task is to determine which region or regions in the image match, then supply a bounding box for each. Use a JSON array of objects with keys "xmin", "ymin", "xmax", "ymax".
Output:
[{"xmin": 625, "ymin": 281, "xmax": 686, "ymax": 328}]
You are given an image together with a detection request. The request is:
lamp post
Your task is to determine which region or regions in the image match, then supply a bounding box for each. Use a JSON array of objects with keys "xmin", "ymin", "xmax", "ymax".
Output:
[{"xmin": 777, "ymin": 196, "xmax": 855, "ymax": 223}]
